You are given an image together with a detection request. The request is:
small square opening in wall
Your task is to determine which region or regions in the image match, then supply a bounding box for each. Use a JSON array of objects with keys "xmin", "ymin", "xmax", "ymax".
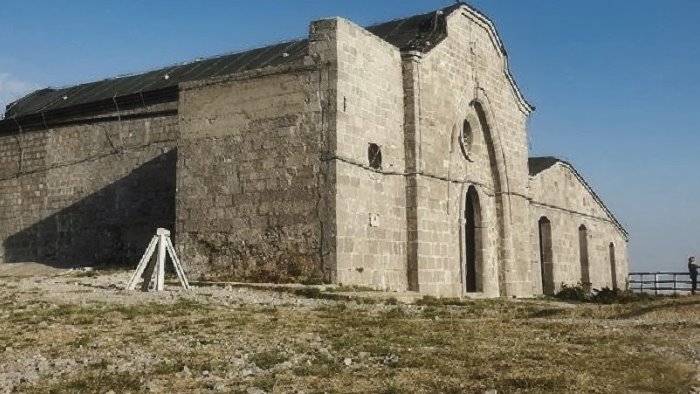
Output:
[
  {"xmin": 369, "ymin": 213, "xmax": 380, "ymax": 227},
  {"xmin": 368, "ymin": 143, "xmax": 382, "ymax": 170}
]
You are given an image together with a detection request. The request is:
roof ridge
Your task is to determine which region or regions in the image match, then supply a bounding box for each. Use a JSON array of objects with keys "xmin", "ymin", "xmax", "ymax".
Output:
[
  {"xmin": 2, "ymin": 3, "xmax": 476, "ymax": 119},
  {"xmin": 28, "ymin": 37, "xmax": 308, "ymax": 95}
]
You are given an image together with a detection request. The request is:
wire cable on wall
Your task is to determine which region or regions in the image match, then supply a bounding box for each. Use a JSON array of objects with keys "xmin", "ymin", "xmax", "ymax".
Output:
[{"xmin": 12, "ymin": 116, "xmax": 24, "ymax": 174}]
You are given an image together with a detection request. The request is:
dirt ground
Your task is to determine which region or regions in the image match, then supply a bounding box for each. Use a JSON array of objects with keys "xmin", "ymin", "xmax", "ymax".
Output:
[{"xmin": 0, "ymin": 267, "xmax": 699, "ymax": 394}]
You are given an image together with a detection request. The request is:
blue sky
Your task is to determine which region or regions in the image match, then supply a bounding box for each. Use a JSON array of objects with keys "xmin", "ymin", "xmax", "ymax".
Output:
[{"xmin": 1, "ymin": 1, "xmax": 698, "ymax": 272}]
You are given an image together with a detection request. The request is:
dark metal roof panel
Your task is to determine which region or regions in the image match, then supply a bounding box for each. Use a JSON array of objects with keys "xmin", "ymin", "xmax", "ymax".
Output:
[
  {"xmin": 366, "ymin": 4, "xmax": 460, "ymax": 51},
  {"xmin": 6, "ymin": 38, "xmax": 307, "ymax": 118},
  {"xmin": 5, "ymin": 4, "xmax": 458, "ymax": 119},
  {"xmin": 528, "ymin": 157, "xmax": 560, "ymax": 176},
  {"xmin": 11, "ymin": 89, "xmax": 64, "ymax": 115}
]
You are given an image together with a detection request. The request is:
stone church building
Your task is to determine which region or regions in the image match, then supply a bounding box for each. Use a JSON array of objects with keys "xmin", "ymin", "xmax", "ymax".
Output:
[{"xmin": 0, "ymin": 4, "xmax": 628, "ymax": 297}]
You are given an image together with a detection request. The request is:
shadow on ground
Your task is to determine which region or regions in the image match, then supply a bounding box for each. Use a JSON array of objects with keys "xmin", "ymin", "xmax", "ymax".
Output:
[{"xmin": 611, "ymin": 297, "xmax": 700, "ymax": 320}]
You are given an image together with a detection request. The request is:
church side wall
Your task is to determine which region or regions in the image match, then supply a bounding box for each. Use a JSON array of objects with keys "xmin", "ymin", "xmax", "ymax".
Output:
[
  {"xmin": 0, "ymin": 103, "xmax": 178, "ymax": 266},
  {"xmin": 331, "ymin": 19, "xmax": 408, "ymax": 290},
  {"xmin": 176, "ymin": 66, "xmax": 334, "ymax": 284},
  {"xmin": 530, "ymin": 164, "xmax": 629, "ymax": 292},
  {"xmin": 410, "ymin": 11, "xmax": 532, "ymax": 296}
]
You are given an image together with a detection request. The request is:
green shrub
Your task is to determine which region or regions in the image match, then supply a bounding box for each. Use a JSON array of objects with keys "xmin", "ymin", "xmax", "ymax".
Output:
[
  {"xmin": 294, "ymin": 287, "xmax": 324, "ymax": 299},
  {"xmin": 554, "ymin": 283, "xmax": 589, "ymax": 302},
  {"xmin": 385, "ymin": 297, "xmax": 398, "ymax": 305},
  {"xmin": 590, "ymin": 287, "xmax": 619, "ymax": 304},
  {"xmin": 250, "ymin": 350, "xmax": 288, "ymax": 370},
  {"xmin": 555, "ymin": 283, "xmax": 654, "ymax": 304}
]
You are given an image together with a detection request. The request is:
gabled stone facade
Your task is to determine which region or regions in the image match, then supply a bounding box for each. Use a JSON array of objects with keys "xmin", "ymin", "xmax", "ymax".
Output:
[
  {"xmin": 529, "ymin": 158, "xmax": 628, "ymax": 294},
  {"xmin": 0, "ymin": 4, "xmax": 628, "ymax": 297}
]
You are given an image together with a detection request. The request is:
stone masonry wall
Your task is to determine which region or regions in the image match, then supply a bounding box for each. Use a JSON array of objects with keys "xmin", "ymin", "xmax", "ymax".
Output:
[
  {"xmin": 0, "ymin": 7, "xmax": 627, "ymax": 299},
  {"xmin": 0, "ymin": 104, "xmax": 178, "ymax": 266},
  {"xmin": 529, "ymin": 163, "xmax": 629, "ymax": 292},
  {"xmin": 176, "ymin": 64, "xmax": 334, "ymax": 283},
  {"xmin": 331, "ymin": 19, "xmax": 408, "ymax": 290},
  {"xmin": 407, "ymin": 9, "xmax": 532, "ymax": 296}
]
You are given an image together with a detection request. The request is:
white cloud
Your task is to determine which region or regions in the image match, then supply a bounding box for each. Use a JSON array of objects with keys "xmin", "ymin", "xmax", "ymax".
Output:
[{"xmin": 0, "ymin": 73, "xmax": 40, "ymax": 118}]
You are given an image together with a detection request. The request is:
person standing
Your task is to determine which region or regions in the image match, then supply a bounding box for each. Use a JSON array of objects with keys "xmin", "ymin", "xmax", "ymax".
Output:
[{"xmin": 689, "ymin": 257, "xmax": 699, "ymax": 295}]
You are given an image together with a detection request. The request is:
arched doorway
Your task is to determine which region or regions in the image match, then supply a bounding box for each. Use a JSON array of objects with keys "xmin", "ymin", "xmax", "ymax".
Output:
[
  {"xmin": 609, "ymin": 242, "xmax": 617, "ymax": 289},
  {"xmin": 578, "ymin": 225, "xmax": 590, "ymax": 289},
  {"xmin": 464, "ymin": 186, "xmax": 482, "ymax": 293},
  {"xmin": 538, "ymin": 217, "xmax": 554, "ymax": 295}
]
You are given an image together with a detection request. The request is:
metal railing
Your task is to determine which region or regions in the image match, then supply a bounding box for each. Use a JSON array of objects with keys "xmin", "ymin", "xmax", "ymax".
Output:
[{"xmin": 627, "ymin": 272, "xmax": 694, "ymax": 295}]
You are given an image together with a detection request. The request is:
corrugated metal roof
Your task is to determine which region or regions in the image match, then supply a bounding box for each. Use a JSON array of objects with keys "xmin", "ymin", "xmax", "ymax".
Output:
[
  {"xmin": 368, "ymin": 4, "xmax": 458, "ymax": 51},
  {"xmin": 4, "ymin": 4, "xmax": 458, "ymax": 119},
  {"xmin": 528, "ymin": 156, "xmax": 560, "ymax": 176},
  {"xmin": 4, "ymin": 39, "xmax": 309, "ymax": 119}
]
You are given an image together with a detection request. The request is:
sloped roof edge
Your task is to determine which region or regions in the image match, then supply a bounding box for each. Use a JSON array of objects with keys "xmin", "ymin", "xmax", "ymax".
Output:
[
  {"xmin": 3, "ymin": 5, "xmax": 458, "ymax": 120},
  {"xmin": 3, "ymin": 3, "xmax": 534, "ymax": 121},
  {"xmin": 449, "ymin": 3, "xmax": 535, "ymax": 114},
  {"xmin": 529, "ymin": 156, "xmax": 628, "ymax": 239}
]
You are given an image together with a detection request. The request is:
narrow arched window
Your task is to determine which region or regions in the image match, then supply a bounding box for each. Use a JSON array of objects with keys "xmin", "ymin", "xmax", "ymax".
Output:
[
  {"xmin": 459, "ymin": 119, "xmax": 474, "ymax": 159},
  {"xmin": 609, "ymin": 242, "xmax": 617, "ymax": 289},
  {"xmin": 578, "ymin": 225, "xmax": 590, "ymax": 288},
  {"xmin": 462, "ymin": 120, "xmax": 473, "ymax": 151},
  {"xmin": 538, "ymin": 217, "xmax": 554, "ymax": 295},
  {"xmin": 368, "ymin": 143, "xmax": 382, "ymax": 170},
  {"xmin": 464, "ymin": 186, "xmax": 482, "ymax": 293}
]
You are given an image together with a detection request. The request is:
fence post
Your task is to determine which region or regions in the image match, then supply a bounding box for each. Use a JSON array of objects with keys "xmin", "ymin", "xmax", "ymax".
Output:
[
  {"xmin": 628, "ymin": 272, "xmax": 694, "ymax": 294},
  {"xmin": 673, "ymin": 273, "xmax": 677, "ymax": 294},
  {"xmin": 654, "ymin": 273, "xmax": 659, "ymax": 296}
]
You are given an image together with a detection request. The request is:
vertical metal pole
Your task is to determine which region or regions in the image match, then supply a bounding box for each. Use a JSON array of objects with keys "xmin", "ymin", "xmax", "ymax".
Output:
[{"xmin": 155, "ymin": 233, "xmax": 167, "ymax": 291}]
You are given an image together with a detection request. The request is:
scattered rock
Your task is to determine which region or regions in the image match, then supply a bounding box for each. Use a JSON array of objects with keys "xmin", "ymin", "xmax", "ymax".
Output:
[
  {"xmin": 343, "ymin": 357, "xmax": 352, "ymax": 366},
  {"xmin": 241, "ymin": 368, "xmax": 256, "ymax": 378},
  {"xmin": 35, "ymin": 360, "xmax": 50, "ymax": 373},
  {"xmin": 204, "ymin": 380, "xmax": 226, "ymax": 391},
  {"xmin": 380, "ymin": 353, "xmax": 400, "ymax": 365}
]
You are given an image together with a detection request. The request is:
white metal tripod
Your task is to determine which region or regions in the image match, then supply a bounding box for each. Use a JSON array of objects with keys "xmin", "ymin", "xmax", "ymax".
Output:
[{"xmin": 127, "ymin": 228, "xmax": 190, "ymax": 291}]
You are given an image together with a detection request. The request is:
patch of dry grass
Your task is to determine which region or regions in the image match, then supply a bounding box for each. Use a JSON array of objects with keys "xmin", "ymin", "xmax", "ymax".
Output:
[{"xmin": 3, "ymin": 288, "xmax": 698, "ymax": 393}]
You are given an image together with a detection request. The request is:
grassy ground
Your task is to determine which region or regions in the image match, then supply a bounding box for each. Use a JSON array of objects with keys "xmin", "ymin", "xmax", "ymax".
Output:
[{"xmin": 1, "ymin": 276, "xmax": 698, "ymax": 393}]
